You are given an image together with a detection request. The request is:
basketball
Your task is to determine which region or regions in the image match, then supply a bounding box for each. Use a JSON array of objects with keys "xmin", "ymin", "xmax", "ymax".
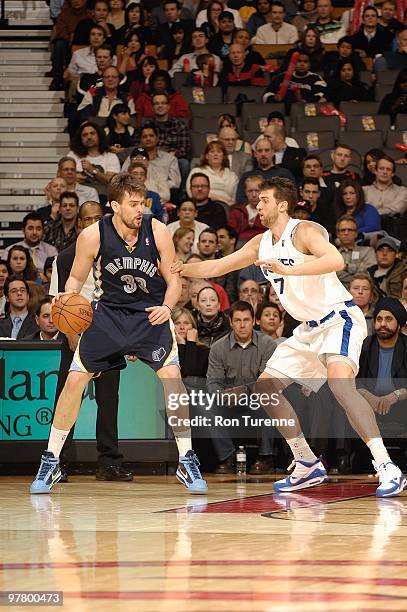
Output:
[{"xmin": 51, "ymin": 294, "xmax": 93, "ymax": 334}]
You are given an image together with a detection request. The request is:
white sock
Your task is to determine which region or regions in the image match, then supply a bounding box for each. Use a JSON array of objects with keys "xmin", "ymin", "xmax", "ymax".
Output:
[
  {"xmin": 174, "ymin": 429, "xmax": 192, "ymax": 458},
  {"xmin": 286, "ymin": 434, "xmax": 317, "ymax": 463},
  {"xmin": 367, "ymin": 438, "xmax": 391, "ymax": 467},
  {"xmin": 47, "ymin": 425, "xmax": 70, "ymax": 459}
]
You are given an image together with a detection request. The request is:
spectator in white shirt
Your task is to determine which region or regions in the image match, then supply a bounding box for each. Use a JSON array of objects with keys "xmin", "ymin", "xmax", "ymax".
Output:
[
  {"xmin": 252, "ymin": 1, "xmax": 298, "ymax": 44},
  {"xmin": 64, "ymin": 25, "xmax": 107, "ymax": 82},
  {"xmin": 186, "ymin": 140, "xmax": 238, "ymax": 207},
  {"xmin": 67, "ymin": 121, "xmax": 120, "ymax": 189}
]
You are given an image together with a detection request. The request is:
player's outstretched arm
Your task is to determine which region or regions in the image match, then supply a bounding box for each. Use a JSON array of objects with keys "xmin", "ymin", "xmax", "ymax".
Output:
[
  {"xmin": 256, "ymin": 223, "xmax": 344, "ymax": 276},
  {"xmin": 170, "ymin": 234, "xmax": 262, "ymax": 278},
  {"xmin": 64, "ymin": 223, "xmax": 100, "ymax": 296}
]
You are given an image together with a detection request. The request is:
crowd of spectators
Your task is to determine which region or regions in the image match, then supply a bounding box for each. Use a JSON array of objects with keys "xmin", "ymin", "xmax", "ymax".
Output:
[{"xmin": 4, "ymin": 0, "xmax": 407, "ymax": 473}]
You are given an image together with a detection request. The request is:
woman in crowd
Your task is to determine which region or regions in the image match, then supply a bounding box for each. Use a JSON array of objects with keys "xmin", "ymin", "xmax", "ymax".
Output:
[
  {"xmin": 108, "ymin": 0, "xmax": 125, "ymax": 30},
  {"xmin": 349, "ymin": 273, "xmax": 377, "ymax": 334},
  {"xmin": 117, "ymin": 30, "xmax": 146, "ymax": 82},
  {"xmin": 7, "ymin": 246, "xmax": 39, "ymax": 283},
  {"xmin": 334, "ymin": 179, "xmax": 381, "ymax": 234},
  {"xmin": 256, "ymin": 301, "xmax": 286, "ymax": 344},
  {"xmin": 167, "ymin": 200, "xmax": 209, "ymax": 253},
  {"xmin": 173, "ymin": 227, "xmax": 195, "ymax": 262},
  {"xmin": 161, "ymin": 23, "xmax": 192, "ymax": 65},
  {"xmin": 116, "ymin": 2, "xmax": 152, "ymax": 44},
  {"xmin": 199, "ymin": 0, "xmax": 223, "ymax": 37},
  {"xmin": 129, "ymin": 56, "xmax": 158, "ymax": 99},
  {"xmin": 105, "ymin": 103, "xmax": 136, "ymax": 151},
  {"xmin": 327, "ymin": 59, "xmax": 371, "ymax": 108},
  {"xmin": 196, "ymin": 286, "xmax": 230, "ymax": 346},
  {"xmin": 134, "ymin": 69, "xmax": 190, "ymax": 125},
  {"xmin": 218, "ymin": 113, "xmax": 251, "ymax": 154},
  {"xmin": 172, "ymin": 307, "xmax": 210, "ymax": 378},
  {"xmin": 188, "ymin": 265, "xmax": 231, "ymax": 312},
  {"xmin": 362, "ymin": 148, "xmax": 385, "ymax": 186},
  {"xmin": 186, "ymin": 141, "xmax": 238, "ymax": 207},
  {"xmin": 281, "ymin": 26, "xmax": 325, "ymax": 75},
  {"xmin": 379, "ymin": 69, "xmax": 407, "ymax": 123}
]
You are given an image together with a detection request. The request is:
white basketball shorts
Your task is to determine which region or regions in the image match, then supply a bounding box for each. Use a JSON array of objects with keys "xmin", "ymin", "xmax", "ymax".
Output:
[{"xmin": 264, "ymin": 301, "xmax": 367, "ymax": 392}]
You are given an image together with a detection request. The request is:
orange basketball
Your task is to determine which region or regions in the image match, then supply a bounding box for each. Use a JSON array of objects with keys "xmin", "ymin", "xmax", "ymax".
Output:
[{"xmin": 51, "ymin": 294, "xmax": 93, "ymax": 335}]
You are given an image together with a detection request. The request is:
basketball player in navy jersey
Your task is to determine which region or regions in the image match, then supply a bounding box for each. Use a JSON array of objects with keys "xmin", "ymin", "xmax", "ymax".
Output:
[
  {"xmin": 171, "ymin": 177, "xmax": 406, "ymax": 498},
  {"xmin": 31, "ymin": 173, "xmax": 207, "ymax": 494}
]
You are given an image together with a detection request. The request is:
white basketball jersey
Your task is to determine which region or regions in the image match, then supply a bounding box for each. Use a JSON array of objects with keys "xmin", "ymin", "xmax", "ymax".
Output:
[{"xmin": 259, "ymin": 218, "xmax": 352, "ymax": 321}]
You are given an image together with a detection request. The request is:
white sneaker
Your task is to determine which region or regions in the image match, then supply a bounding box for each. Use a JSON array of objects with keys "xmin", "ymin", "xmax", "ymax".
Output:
[
  {"xmin": 273, "ymin": 457, "xmax": 328, "ymax": 492},
  {"xmin": 374, "ymin": 461, "xmax": 407, "ymax": 498}
]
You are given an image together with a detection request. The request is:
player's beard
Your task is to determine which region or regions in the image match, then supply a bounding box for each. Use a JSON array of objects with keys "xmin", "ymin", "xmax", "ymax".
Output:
[{"xmin": 122, "ymin": 214, "xmax": 142, "ymax": 230}]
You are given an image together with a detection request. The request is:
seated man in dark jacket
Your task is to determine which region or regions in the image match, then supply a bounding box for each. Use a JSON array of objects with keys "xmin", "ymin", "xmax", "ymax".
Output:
[
  {"xmin": 350, "ymin": 6, "xmax": 394, "ymax": 58},
  {"xmin": 0, "ymin": 277, "xmax": 38, "ymax": 339},
  {"xmin": 26, "ymin": 297, "xmax": 61, "ymax": 342},
  {"xmin": 357, "ymin": 297, "xmax": 407, "ymax": 444}
]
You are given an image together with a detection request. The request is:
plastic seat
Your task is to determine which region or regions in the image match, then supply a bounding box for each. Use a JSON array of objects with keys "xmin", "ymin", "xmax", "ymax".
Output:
[
  {"xmin": 386, "ymin": 131, "xmax": 407, "ymax": 149},
  {"xmin": 296, "ymin": 115, "xmax": 341, "ymax": 139},
  {"xmin": 295, "ymin": 131, "xmax": 335, "ymax": 152},
  {"xmin": 345, "ymin": 115, "xmax": 390, "ymax": 133},
  {"xmin": 189, "ymin": 102, "xmax": 235, "ymax": 118},
  {"xmin": 224, "ymin": 86, "xmax": 265, "ymax": 103},
  {"xmin": 180, "ymin": 86, "xmax": 223, "ymax": 105},
  {"xmin": 395, "ymin": 115, "xmax": 407, "ymax": 130},
  {"xmin": 376, "ymin": 69, "xmax": 400, "ymax": 86},
  {"xmin": 241, "ymin": 102, "xmax": 285, "ymax": 130},
  {"xmin": 341, "ymin": 131, "xmax": 384, "ymax": 155},
  {"xmin": 191, "ymin": 132, "xmax": 214, "ymax": 158},
  {"xmin": 375, "ymin": 84, "xmax": 392, "ymax": 102},
  {"xmin": 340, "ymin": 101, "xmax": 381, "ymax": 116}
]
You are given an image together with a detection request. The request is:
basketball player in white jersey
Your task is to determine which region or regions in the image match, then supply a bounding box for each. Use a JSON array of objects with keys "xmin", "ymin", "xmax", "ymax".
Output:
[{"xmin": 171, "ymin": 177, "xmax": 407, "ymax": 497}]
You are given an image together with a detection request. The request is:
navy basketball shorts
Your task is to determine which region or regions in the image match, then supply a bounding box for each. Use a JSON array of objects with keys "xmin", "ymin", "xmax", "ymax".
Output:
[{"xmin": 70, "ymin": 302, "xmax": 179, "ymax": 374}]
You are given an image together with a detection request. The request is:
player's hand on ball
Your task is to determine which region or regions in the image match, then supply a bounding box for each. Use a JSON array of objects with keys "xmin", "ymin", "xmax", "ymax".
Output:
[
  {"xmin": 254, "ymin": 259, "xmax": 290, "ymax": 275},
  {"xmin": 126, "ymin": 355, "xmax": 138, "ymax": 362},
  {"xmin": 145, "ymin": 305, "xmax": 171, "ymax": 325},
  {"xmin": 170, "ymin": 259, "xmax": 184, "ymax": 275},
  {"xmin": 51, "ymin": 291, "xmax": 78, "ymax": 308}
]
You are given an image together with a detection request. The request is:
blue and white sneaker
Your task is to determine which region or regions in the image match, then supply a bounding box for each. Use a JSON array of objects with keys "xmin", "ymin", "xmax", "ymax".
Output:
[
  {"xmin": 176, "ymin": 450, "xmax": 208, "ymax": 494},
  {"xmin": 374, "ymin": 461, "xmax": 407, "ymax": 498},
  {"xmin": 273, "ymin": 457, "xmax": 328, "ymax": 492},
  {"xmin": 30, "ymin": 451, "xmax": 62, "ymax": 494}
]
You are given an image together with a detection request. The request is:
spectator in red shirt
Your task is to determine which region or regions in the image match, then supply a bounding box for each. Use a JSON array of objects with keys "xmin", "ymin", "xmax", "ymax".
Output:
[
  {"xmin": 220, "ymin": 43, "xmax": 266, "ymax": 92},
  {"xmin": 134, "ymin": 70, "xmax": 190, "ymax": 126},
  {"xmin": 228, "ymin": 175, "xmax": 266, "ymax": 245}
]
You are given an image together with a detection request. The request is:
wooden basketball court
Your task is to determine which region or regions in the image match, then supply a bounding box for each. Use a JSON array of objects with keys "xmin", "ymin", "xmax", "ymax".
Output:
[{"xmin": 1, "ymin": 474, "xmax": 407, "ymax": 611}]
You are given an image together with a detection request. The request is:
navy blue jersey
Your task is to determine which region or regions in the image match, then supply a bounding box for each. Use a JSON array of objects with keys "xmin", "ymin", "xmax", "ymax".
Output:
[{"xmin": 93, "ymin": 214, "xmax": 166, "ymax": 310}]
